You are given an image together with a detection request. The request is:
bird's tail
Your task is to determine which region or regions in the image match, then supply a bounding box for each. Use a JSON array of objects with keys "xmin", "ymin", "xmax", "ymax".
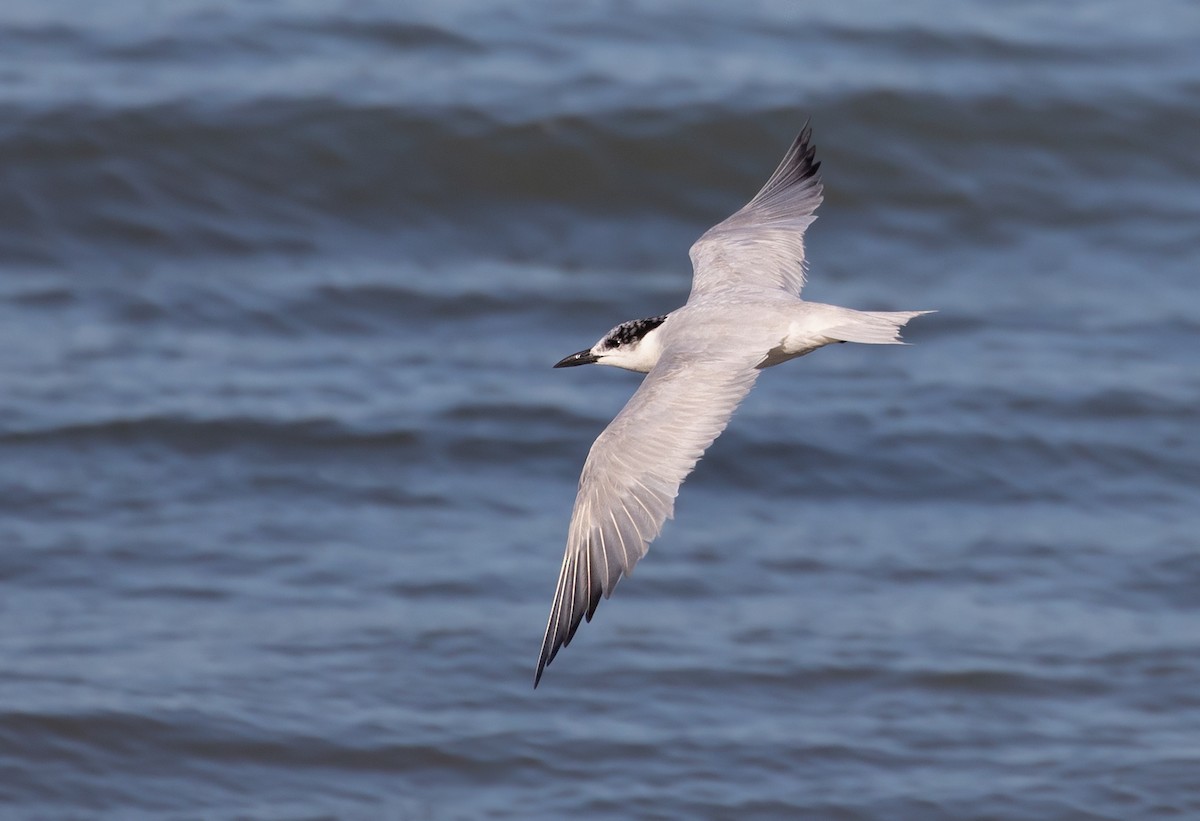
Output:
[{"xmin": 822, "ymin": 309, "xmax": 934, "ymax": 345}]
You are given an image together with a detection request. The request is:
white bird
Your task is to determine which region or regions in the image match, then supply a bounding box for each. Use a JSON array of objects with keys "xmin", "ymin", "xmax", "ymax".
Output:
[{"xmin": 536, "ymin": 123, "xmax": 931, "ymax": 687}]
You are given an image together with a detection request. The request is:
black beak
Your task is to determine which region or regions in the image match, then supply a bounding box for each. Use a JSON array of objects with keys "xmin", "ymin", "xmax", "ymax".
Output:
[{"xmin": 554, "ymin": 349, "xmax": 599, "ymax": 368}]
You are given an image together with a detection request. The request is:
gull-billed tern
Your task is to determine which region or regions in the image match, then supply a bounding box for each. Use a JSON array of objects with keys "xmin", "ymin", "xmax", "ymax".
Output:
[{"xmin": 536, "ymin": 123, "xmax": 931, "ymax": 687}]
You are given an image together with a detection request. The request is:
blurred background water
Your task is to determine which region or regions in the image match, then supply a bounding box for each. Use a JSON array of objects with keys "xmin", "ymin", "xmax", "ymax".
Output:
[{"xmin": 2, "ymin": 1, "xmax": 1199, "ymax": 818}]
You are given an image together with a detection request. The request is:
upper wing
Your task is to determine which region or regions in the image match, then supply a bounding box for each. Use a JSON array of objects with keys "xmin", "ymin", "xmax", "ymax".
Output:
[
  {"xmin": 688, "ymin": 123, "xmax": 824, "ymax": 298},
  {"xmin": 535, "ymin": 351, "xmax": 762, "ymax": 686}
]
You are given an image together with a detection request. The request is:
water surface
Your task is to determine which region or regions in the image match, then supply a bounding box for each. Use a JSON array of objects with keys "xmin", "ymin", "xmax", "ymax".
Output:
[{"xmin": 2, "ymin": 1, "xmax": 1199, "ymax": 818}]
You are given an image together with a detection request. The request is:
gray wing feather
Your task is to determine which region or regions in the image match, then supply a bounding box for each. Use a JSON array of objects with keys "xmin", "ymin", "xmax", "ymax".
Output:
[
  {"xmin": 688, "ymin": 123, "xmax": 824, "ymax": 297},
  {"xmin": 535, "ymin": 352, "xmax": 761, "ymax": 685}
]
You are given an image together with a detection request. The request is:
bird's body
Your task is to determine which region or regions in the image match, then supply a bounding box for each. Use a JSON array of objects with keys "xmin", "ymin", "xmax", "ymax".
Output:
[{"xmin": 536, "ymin": 123, "xmax": 931, "ymax": 687}]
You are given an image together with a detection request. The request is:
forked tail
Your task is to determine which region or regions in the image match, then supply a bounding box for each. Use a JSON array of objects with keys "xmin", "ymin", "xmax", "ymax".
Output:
[{"xmin": 823, "ymin": 309, "xmax": 934, "ymax": 345}]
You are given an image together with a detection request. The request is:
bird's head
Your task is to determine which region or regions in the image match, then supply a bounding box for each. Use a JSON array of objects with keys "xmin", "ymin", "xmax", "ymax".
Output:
[{"xmin": 554, "ymin": 315, "xmax": 669, "ymax": 374}]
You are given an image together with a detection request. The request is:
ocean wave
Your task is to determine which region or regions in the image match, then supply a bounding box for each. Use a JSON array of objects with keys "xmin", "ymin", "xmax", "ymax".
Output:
[
  {"xmin": 0, "ymin": 415, "xmax": 419, "ymax": 451},
  {"xmin": 691, "ymin": 424, "xmax": 1196, "ymax": 506},
  {"xmin": 0, "ymin": 707, "xmax": 507, "ymax": 776},
  {"xmin": 2, "ymin": 78, "xmax": 1195, "ymax": 270}
]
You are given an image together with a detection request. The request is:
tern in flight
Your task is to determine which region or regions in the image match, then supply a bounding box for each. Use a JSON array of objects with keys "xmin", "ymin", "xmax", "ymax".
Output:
[{"xmin": 536, "ymin": 123, "xmax": 931, "ymax": 686}]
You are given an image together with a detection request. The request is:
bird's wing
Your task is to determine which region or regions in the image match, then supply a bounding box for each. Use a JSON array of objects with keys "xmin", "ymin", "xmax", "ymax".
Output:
[
  {"xmin": 688, "ymin": 123, "xmax": 824, "ymax": 298},
  {"xmin": 535, "ymin": 349, "xmax": 762, "ymax": 686}
]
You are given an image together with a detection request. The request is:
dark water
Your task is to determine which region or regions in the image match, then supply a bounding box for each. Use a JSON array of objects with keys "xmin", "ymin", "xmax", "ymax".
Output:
[{"xmin": 3, "ymin": 1, "xmax": 1199, "ymax": 818}]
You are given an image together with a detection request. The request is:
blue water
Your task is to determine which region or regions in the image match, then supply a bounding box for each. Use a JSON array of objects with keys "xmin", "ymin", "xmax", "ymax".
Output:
[{"xmin": 2, "ymin": 1, "xmax": 1199, "ymax": 818}]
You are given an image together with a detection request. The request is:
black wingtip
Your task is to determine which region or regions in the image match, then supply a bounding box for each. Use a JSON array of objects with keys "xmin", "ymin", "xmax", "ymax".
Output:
[
  {"xmin": 533, "ymin": 584, "xmax": 606, "ymax": 689},
  {"xmin": 798, "ymin": 118, "xmax": 813, "ymax": 142},
  {"xmin": 749, "ymin": 118, "xmax": 822, "ymax": 208},
  {"xmin": 535, "ymin": 632, "xmax": 561, "ymax": 688},
  {"xmin": 788, "ymin": 120, "xmax": 820, "ymax": 185}
]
